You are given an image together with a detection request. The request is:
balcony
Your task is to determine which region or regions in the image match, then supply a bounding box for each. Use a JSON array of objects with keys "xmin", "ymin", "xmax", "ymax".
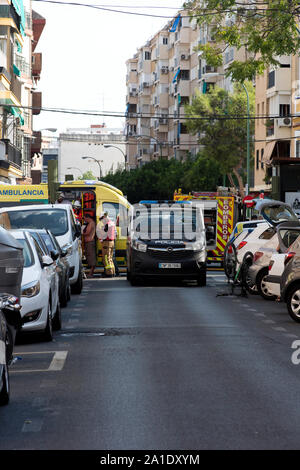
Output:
[
  {"xmin": 1, "ymin": 139, "xmax": 22, "ymax": 168},
  {"xmin": 0, "ymin": 5, "xmax": 21, "ymax": 32},
  {"xmin": 32, "ymin": 91, "xmax": 42, "ymax": 115},
  {"xmin": 10, "ymin": 74, "xmax": 22, "ymax": 102},
  {"xmin": 31, "ymin": 131, "xmax": 41, "ymax": 156},
  {"xmin": 32, "ymin": 52, "xmax": 42, "ymax": 79}
]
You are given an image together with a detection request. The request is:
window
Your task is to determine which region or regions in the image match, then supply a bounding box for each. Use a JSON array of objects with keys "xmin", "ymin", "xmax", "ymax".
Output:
[
  {"xmin": 144, "ymin": 51, "xmax": 151, "ymax": 60},
  {"xmin": 31, "ymin": 237, "xmax": 44, "ymax": 266},
  {"xmin": 16, "ymin": 239, "xmax": 34, "ymax": 267},
  {"xmin": 163, "ymin": 37, "xmax": 168, "ymax": 45},
  {"xmin": 256, "ymin": 150, "xmax": 259, "ymax": 170},
  {"xmin": 296, "ymin": 140, "xmax": 300, "ymax": 158},
  {"xmin": 279, "ymin": 104, "xmax": 290, "ymax": 116},
  {"xmin": 268, "ymin": 70, "xmax": 275, "ymax": 88},
  {"xmin": 180, "ymin": 69, "xmax": 190, "ymax": 80},
  {"xmin": 259, "ymin": 228, "xmax": 275, "ymax": 240},
  {"xmin": 261, "ymin": 149, "xmax": 264, "ymax": 169}
]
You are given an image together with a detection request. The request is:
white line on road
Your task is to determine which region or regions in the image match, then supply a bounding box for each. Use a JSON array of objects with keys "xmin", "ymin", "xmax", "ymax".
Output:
[{"xmin": 48, "ymin": 351, "xmax": 68, "ymax": 371}]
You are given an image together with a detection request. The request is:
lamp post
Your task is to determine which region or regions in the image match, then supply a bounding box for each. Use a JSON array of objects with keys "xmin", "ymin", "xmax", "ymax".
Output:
[
  {"xmin": 103, "ymin": 144, "xmax": 127, "ymax": 170},
  {"xmin": 202, "ymin": 73, "xmax": 251, "ymax": 195},
  {"xmin": 81, "ymin": 156, "xmax": 103, "ymax": 180}
]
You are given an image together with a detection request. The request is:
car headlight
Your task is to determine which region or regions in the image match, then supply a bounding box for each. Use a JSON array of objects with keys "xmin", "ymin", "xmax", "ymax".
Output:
[
  {"xmin": 185, "ymin": 240, "xmax": 205, "ymax": 251},
  {"xmin": 22, "ymin": 281, "xmax": 40, "ymax": 298},
  {"xmin": 132, "ymin": 240, "xmax": 147, "ymax": 252}
]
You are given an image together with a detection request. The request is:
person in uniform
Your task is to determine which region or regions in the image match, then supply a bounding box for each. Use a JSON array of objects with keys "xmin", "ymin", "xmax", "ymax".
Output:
[
  {"xmin": 55, "ymin": 192, "xmax": 72, "ymax": 205},
  {"xmin": 96, "ymin": 212, "xmax": 116, "ymax": 277}
]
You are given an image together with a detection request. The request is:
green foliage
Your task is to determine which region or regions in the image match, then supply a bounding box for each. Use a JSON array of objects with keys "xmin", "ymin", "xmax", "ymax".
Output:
[
  {"xmin": 184, "ymin": 0, "xmax": 300, "ymax": 81},
  {"xmin": 184, "ymin": 83, "xmax": 255, "ymax": 181},
  {"xmin": 102, "ymin": 158, "xmax": 222, "ymax": 204},
  {"xmin": 78, "ymin": 170, "xmax": 98, "ymax": 180}
]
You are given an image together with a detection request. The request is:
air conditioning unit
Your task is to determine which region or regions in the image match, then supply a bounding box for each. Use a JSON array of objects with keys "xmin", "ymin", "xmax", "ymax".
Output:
[
  {"xmin": 278, "ymin": 117, "xmax": 292, "ymax": 127},
  {"xmin": 181, "ymin": 54, "xmax": 189, "ymax": 60},
  {"xmin": 143, "ymin": 82, "xmax": 150, "ymax": 87},
  {"xmin": 170, "ymin": 66, "xmax": 174, "ymax": 71},
  {"xmin": 161, "ymin": 67, "xmax": 169, "ymax": 74}
]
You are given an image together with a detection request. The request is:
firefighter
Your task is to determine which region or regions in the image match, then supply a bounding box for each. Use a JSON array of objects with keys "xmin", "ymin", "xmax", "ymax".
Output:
[
  {"xmin": 96, "ymin": 212, "xmax": 116, "ymax": 277},
  {"xmin": 72, "ymin": 200, "xmax": 82, "ymax": 222}
]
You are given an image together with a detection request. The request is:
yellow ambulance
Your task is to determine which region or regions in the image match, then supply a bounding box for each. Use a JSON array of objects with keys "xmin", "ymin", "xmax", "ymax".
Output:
[
  {"xmin": 59, "ymin": 180, "xmax": 131, "ymax": 271},
  {"xmin": 0, "ymin": 183, "xmax": 48, "ymax": 206}
]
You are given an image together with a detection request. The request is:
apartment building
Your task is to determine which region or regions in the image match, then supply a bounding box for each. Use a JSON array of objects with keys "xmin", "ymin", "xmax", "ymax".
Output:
[
  {"xmin": 125, "ymin": 11, "xmax": 241, "ymax": 169},
  {"xmin": 0, "ymin": 0, "xmax": 45, "ymax": 184}
]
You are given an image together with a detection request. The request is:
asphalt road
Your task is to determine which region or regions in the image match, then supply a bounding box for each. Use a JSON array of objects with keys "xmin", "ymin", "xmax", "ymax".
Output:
[{"xmin": 1, "ymin": 271, "xmax": 300, "ymax": 450}]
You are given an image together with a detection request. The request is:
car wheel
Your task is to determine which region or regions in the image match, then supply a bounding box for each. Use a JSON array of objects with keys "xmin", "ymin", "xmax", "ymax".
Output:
[
  {"xmin": 197, "ymin": 268, "xmax": 207, "ymax": 287},
  {"xmin": 0, "ymin": 362, "xmax": 9, "ymax": 406},
  {"xmin": 43, "ymin": 302, "xmax": 53, "ymax": 342},
  {"xmin": 257, "ymin": 269, "xmax": 277, "ymax": 301},
  {"xmin": 287, "ymin": 286, "xmax": 300, "ymax": 323},
  {"xmin": 130, "ymin": 275, "xmax": 138, "ymax": 286},
  {"xmin": 71, "ymin": 267, "xmax": 83, "ymax": 295},
  {"xmin": 52, "ymin": 301, "xmax": 62, "ymax": 331},
  {"xmin": 224, "ymin": 242, "xmax": 238, "ymax": 280},
  {"xmin": 60, "ymin": 275, "xmax": 69, "ymax": 308}
]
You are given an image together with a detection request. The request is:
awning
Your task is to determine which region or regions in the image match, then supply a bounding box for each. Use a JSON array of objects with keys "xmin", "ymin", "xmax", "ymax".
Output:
[
  {"xmin": 4, "ymin": 105, "xmax": 24, "ymax": 126},
  {"xmin": 13, "ymin": 64, "xmax": 20, "ymax": 77},
  {"xmin": 169, "ymin": 14, "xmax": 181, "ymax": 33},
  {"xmin": 263, "ymin": 140, "xmax": 276, "ymax": 163},
  {"xmin": 11, "ymin": 0, "xmax": 26, "ymax": 37}
]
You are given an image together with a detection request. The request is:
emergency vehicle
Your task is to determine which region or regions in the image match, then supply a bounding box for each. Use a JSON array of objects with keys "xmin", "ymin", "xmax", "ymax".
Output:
[
  {"xmin": 59, "ymin": 180, "xmax": 131, "ymax": 271},
  {"xmin": 0, "ymin": 184, "xmax": 48, "ymax": 206},
  {"xmin": 174, "ymin": 189, "xmax": 242, "ymax": 264}
]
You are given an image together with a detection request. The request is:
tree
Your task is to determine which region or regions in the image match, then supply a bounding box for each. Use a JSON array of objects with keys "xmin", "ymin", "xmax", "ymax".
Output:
[
  {"xmin": 184, "ymin": 0, "xmax": 300, "ymax": 82},
  {"xmin": 184, "ymin": 83, "xmax": 255, "ymax": 197},
  {"xmin": 78, "ymin": 170, "xmax": 98, "ymax": 180},
  {"xmin": 102, "ymin": 158, "xmax": 222, "ymax": 203}
]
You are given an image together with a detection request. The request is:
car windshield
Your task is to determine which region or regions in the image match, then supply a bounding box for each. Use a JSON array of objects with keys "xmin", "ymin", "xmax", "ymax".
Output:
[
  {"xmin": 133, "ymin": 208, "xmax": 204, "ymax": 241},
  {"xmin": 262, "ymin": 205, "xmax": 299, "ymax": 224},
  {"xmin": 16, "ymin": 239, "xmax": 34, "ymax": 267},
  {"xmin": 0, "ymin": 209, "xmax": 69, "ymax": 236}
]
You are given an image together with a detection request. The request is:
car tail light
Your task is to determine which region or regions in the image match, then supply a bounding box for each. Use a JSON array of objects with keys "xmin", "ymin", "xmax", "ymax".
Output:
[
  {"xmin": 253, "ymin": 251, "xmax": 264, "ymax": 263},
  {"xmin": 268, "ymin": 260, "xmax": 274, "ymax": 271},
  {"xmin": 237, "ymin": 241, "xmax": 247, "ymax": 250},
  {"xmin": 284, "ymin": 251, "xmax": 296, "ymax": 266}
]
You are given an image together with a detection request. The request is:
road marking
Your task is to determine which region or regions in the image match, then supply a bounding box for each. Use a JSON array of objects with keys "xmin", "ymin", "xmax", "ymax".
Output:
[
  {"xmin": 11, "ymin": 351, "xmax": 68, "ymax": 373},
  {"xmin": 48, "ymin": 351, "xmax": 68, "ymax": 371}
]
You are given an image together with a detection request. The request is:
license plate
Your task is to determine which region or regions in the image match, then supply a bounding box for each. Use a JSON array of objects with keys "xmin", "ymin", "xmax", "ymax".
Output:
[{"xmin": 159, "ymin": 263, "xmax": 181, "ymax": 269}]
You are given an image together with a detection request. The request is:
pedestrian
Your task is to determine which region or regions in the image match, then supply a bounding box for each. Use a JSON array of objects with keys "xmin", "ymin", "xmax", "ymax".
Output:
[
  {"xmin": 82, "ymin": 213, "xmax": 96, "ymax": 278},
  {"xmin": 55, "ymin": 192, "xmax": 72, "ymax": 205},
  {"xmin": 96, "ymin": 212, "xmax": 116, "ymax": 277}
]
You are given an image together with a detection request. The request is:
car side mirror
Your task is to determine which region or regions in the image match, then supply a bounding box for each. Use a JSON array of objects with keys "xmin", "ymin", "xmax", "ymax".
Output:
[
  {"xmin": 75, "ymin": 223, "xmax": 82, "ymax": 238},
  {"xmin": 50, "ymin": 250, "xmax": 59, "ymax": 261},
  {"xmin": 61, "ymin": 248, "xmax": 68, "ymax": 257},
  {"xmin": 42, "ymin": 255, "xmax": 54, "ymax": 267}
]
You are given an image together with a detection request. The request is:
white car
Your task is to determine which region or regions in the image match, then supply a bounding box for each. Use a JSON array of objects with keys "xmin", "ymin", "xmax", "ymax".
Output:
[
  {"xmin": 0, "ymin": 204, "xmax": 83, "ymax": 294},
  {"xmin": 265, "ymin": 226, "xmax": 300, "ymax": 298},
  {"xmin": 224, "ymin": 200, "xmax": 299, "ymax": 282},
  {"xmin": 10, "ymin": 230, "xmax": 60, "ymax": 341}
]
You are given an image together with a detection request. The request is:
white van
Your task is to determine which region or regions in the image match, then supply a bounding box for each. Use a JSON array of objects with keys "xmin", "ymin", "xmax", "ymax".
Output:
[{"xmin": 0, "ymin": 204, "xmax": 83, "ymax": 294}]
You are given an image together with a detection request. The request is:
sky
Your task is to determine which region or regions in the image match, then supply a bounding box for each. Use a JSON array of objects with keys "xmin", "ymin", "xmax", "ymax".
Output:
[{"xmin": 32, "ymin": 0, "xmax": 184, "ymax": 135}]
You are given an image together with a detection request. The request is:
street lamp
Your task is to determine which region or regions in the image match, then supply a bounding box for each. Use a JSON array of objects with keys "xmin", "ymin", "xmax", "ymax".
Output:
[
  {"xmin": 81, "ymin": 156, "xmax": 103, "ymax": 180},
  {"xmin": 103, "ymin": 144, "xmax": 127, "ymax": 170},
  {"xmin": 202, "ymin": 73, "xmax": 251, "ymax": 195}
]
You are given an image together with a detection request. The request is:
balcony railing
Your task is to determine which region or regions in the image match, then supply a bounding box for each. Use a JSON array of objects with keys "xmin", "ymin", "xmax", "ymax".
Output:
[{"xmin": 1, "ymin": 139, "xmax": 22, "ymax": 168}]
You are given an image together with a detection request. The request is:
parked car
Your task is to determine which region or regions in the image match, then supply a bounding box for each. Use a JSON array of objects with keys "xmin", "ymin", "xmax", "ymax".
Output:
[
  {"xmin": 224, "ymin": 200, "xmax": 299, "ymax": 286},
  {"xmin": 0, "ymin": 227, "xmax": 24, "ymax": 405},
  {"xmin": 27, "ymin": 229, "xmax": 71, "ymax": 309},
  {"xmin": 10, "ymin": 230, "xmax": 60, "ymax": 341},
  {"xmin": 247, "ymin": 222, "xmax": 300, "ymax": 299},
  {"xmin": 280, "ymin": 246, "xmax": 300, "ymax": 322},
  {"xmin": 0, "ymin": 204, "xmax": 83, "ymax": 295}
]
